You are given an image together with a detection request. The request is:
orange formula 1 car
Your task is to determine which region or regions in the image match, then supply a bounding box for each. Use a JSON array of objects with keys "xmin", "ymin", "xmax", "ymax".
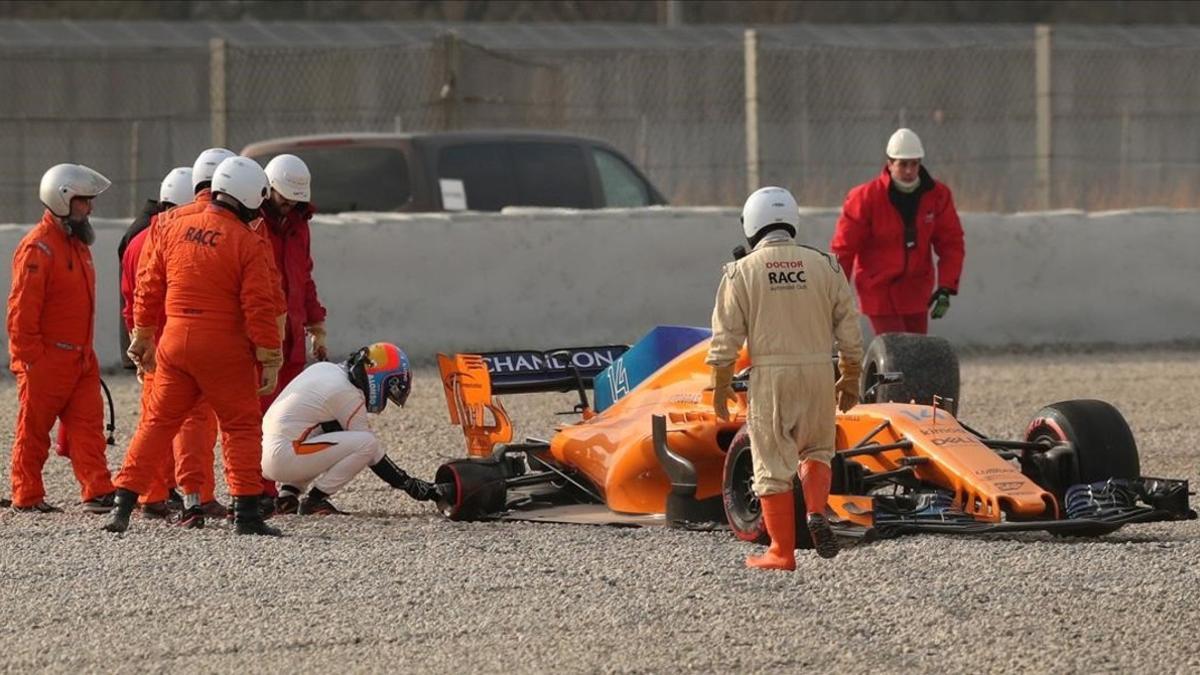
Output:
[{"xmin": 434, "ymin": 328, "xmax": 1194, "ymax": 545}]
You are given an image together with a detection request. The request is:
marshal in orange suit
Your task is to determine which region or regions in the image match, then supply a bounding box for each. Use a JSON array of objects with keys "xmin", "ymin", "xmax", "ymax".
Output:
[
  {"xmin": 105, "ymin": 156, "xmax": 285, "ymax": 536},
  {"xmin": 7, "ymin": 164, "xmax": 116, "ymax": 513}
]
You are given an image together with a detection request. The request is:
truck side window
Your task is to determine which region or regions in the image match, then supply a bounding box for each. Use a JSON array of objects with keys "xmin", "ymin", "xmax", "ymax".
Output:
[
  {"xmin": 510, "ymin": 142, "xmax": 591, "ymax": 208},
  {"xmin": 437, "ymin": 144, "xmax": 516, "ymax": 211},
  {"xmin": 593, "ymin": 148, "xmax": 651, "ymax": 207},
  {"xmin": 265, "ymin": 146, "xmax": 410, "ymax": 212}
]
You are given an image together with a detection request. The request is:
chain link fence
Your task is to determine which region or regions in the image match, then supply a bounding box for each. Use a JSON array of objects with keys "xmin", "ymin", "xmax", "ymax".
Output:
[
  {"xmin": 224, "ymin": 43, "xmax": 443, "ymax": 148},
  {"xmin": 1, "ymin": 24, "xmax": 1200, "ymax": 222},
  {"xmin": 455, "ymin": 41, "xmax": 746, "ymax": 205},
  {"xmin": 0, "ymin": 45, "xmax": 210, "ymax": 223},
  {"xmin": 1051, "ymin": 26, "xmax": 1200, "ymax": 210},
  {"xmin": 758, "ymin": 30, "xmax": 1038, "ymax": 212}
]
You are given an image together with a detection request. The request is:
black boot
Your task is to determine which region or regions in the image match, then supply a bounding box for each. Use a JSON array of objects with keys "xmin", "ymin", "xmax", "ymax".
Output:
[
  {"xmin": 176, "ymin": 505, "xmax": 205, "ymax": 529},
  {"xmin": 233, "ymin": 495, "xmax": 283, "ymax": 537},
  {"xmin": 275, "ymin": 485, "xmax": 302, "ymax": 515},
  {"xmin": 299, "ymin": 488, "xmax": 344, "ymax": 515},
  {"xmin": 103, "ymin": 489, "xmax": 139, "ymax": 533}
]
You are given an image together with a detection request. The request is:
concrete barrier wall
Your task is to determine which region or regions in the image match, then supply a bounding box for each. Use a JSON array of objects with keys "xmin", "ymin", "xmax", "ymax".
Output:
[{"xmin": 1, "ymin": 207, "xmax": 1197, "ymax": 369}]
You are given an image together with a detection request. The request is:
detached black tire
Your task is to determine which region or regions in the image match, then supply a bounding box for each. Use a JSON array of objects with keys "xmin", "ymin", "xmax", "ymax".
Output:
[
  {"xmin": 860, "ymin": 333, "xmax": 960, "ymax": 415},
  {"xmin": 1022, "ymin": 399, "xmax": 1140, "ymax": 495},
  {"xmin": 721, "ymin": 427, "xmax": 813, "ymax": 549},
  {"xmin": 434, "ymin": 458, "xmax": 509, "ymax": 521}
]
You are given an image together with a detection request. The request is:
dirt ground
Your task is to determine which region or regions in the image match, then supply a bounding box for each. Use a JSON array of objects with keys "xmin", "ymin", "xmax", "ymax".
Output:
[{"xmin": 0, "ymin": 349, "xmax": 1197, "ymax": 673}]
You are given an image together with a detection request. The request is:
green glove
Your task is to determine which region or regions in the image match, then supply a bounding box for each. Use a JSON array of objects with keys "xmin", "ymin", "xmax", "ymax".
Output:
[{"xmin": 929, "ymin": 287, "xmax": 953, "ymax": 320}]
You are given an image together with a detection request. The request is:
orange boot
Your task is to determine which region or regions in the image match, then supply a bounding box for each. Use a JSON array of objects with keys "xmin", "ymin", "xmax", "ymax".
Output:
[
  {"xmin": 746, "ymin": 491, "xmax": 796, "ymax": 571},
  {"xmin": 801, "ymin": 460, "xmax": 839, "ymax": 559}
]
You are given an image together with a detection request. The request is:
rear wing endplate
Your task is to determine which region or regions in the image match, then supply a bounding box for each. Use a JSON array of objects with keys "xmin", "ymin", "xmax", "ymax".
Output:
[{"xmin": 437, "ymin": 345, "xmax": 628, "ymax": 457}]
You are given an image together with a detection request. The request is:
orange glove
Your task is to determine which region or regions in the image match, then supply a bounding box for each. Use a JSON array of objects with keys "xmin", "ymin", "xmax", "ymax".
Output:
[
  {"xmin": 127, "ymin": 326, "xmax": 157, "ymax": 374},
  {"xmin": 835, "ymin": 358, "xmax": 861, "ymax": 413},
  {"xmin": 306, "ymin": 323, "xmax": 328, "ymax": 361},
  {"xmin": 710, "ymin": 365, "xmax": 737, "ymax": 421},
  {"xmin": 256, "ymin": 346, "xmax": 284, "ymax": 396}
]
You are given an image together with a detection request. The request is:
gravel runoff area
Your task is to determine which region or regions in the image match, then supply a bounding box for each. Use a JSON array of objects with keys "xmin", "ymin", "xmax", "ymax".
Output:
[{"xmin": 0, "ymin": 349, "xmax": 1198, "ymax": 674}]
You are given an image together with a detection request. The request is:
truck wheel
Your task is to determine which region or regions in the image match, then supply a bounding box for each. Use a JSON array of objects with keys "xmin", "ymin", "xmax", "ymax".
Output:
[
  {"xmin": 1022, "ymin": 399, "xmax": 1140, "ymax": 496},
  {"xmin": 859, "ymin": 333, "xmax": 960, "ymax": 416},
  {"xmin": 721, "ymin": 427, "xmax": 813, "ymax": 549},
  {"xmin": 435, "ymin": 458, "xmax": 509, "ymax": 521}
]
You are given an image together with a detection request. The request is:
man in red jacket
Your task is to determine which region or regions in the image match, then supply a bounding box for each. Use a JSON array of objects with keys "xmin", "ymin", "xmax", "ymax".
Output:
[
  {"xmin": 257, "ymin": 154, "xmax": 328, "ymax": 500},
  {"xmin": 830, "ymin": 128, "xmax": 965, "ymax": 335}
]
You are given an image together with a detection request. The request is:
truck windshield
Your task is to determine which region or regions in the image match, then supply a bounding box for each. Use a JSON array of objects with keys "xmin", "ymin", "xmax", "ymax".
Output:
[{"xmin": 252, "ymin": 145, "xmax": 411, "ymax": 213}]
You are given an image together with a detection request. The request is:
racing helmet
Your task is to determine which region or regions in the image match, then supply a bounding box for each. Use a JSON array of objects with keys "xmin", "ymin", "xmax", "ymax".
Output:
[
  {"xmin": 264, "ymin": 154, "xmax": 311, "ymax": 203},
  {"xmin": 886, "ymin": 128, "xmax": 924, "ymax": 160},
  {"xmin": 159, "ymin": 167, "xmax": 194, "ymax": 207},
  {"xmin": 211, "ymin": 156, "xmax": 269, "ymax": 211},
  {"xmin": 741, "ymin": 186, "xmax": 799, "ymax": 245},
  {"xmin": 191, "ymin": 147, "xmax": 237, "ymax": 191},
  {"xmin": 39, "ymin": 163, "xmax": 111, "ymax": 218},
  {"xmin": 346, "ymin": 342, "xmax": 412, "ymax": 414}
]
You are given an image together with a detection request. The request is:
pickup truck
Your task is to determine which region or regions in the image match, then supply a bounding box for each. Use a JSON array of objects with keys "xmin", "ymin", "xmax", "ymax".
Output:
[{"xmin": 240, "ymin": 130, "xmax": 667, "ymax": 212}]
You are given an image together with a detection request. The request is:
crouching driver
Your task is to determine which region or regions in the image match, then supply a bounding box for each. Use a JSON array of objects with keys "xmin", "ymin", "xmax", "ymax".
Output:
[{"xmin": 261, "ymin": 342, "xmax": 440, "ymax": 515}]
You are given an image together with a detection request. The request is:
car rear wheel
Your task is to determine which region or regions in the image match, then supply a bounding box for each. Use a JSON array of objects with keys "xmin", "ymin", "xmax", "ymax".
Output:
[
  {"xmin": 434, "ymin": 458, "xmax": 509, "ymax": 521},
  {"xmin": 721, "ymin": 427, "xmax": 813, "ymax": 549},
  {"xmin": 859, "ymin": 333, "xmax": 960, "ymax": 416},
  {"xmin": 1022, "ymin": 399, "xmax": 1140, "ymax": 497}
]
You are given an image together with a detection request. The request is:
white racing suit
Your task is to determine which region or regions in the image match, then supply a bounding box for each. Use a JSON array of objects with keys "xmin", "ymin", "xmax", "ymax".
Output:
[
  {"xmin": 706, "ymin": 236, "xmax": 864, "ymax": 496},
  {"xmin": 261, "ymin": 362, "xmax": 384, "ymax": 495}
]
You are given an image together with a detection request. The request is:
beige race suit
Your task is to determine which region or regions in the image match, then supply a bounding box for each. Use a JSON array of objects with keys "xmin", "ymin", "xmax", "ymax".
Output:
[{"xmin": 706, "ymin": 236, "xmax": 864, "ymax": 496}]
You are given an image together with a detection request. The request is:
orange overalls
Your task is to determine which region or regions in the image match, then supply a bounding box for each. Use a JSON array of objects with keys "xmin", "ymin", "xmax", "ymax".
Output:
[
  {"xmin": 114, "ymin": 203, "xmax": 284, "ymax": 498},
  {"xmin": 123, "ymin": 190, "xmax": 223, "ymax": 505},
  {"xmin": 7, "ymin": 211, "xmax": 115, "ymax": 507}
]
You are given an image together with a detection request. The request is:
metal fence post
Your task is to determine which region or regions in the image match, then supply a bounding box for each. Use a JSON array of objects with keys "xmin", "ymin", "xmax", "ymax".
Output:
[
  {"xmin": 210, "ymin": 38, "xmax": 227, "ymax": 148},
  {"xmin": 128, "ymin": 120, "xmax": 140, "ymax": 218},
  {"xmin": 1035, "ymin": 24, "xmax": 1052, "ymax": 210},
  {"xmin": 637, "ymin": 113, "xmax": 649, "ymax": 171},
  {"xmin": 438, "ymin": 32, "xmax": 461, "ymax": 131},
  {"xmin": 663, "ymin": 0, "xmax": 683, "ymax": 26},
  {"xmin": 744, "ymin": 28, "xmax": 760, "ymax": 195}
]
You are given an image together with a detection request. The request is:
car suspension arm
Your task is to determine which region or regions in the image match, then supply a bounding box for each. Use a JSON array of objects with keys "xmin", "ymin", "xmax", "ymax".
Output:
[
  {"xmin": 841, "ymin": 440, "xmax": 914, "ymax": 459},
  {"xmin": 850, "ymin": 420, "xmax": 893, "ymax": 449}
]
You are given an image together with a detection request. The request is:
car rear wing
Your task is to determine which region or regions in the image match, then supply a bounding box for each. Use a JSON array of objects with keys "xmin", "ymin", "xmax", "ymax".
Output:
[
  {"xmin": 472, "ymin": 346, "xmax": 629, "ymax": 394},
  {"xmin": 437, "ymin": 345, "xmax": 628, "ymax": 458}
]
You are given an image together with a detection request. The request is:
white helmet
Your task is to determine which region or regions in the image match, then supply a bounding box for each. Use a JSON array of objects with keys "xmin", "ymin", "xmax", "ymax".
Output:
[
  {"xmin": 264, "ymin": 154, "xmax": 311, "ymax": 202},
  {"xmin": 886, "ymin": 128, "xmax": 924, "ymax": 160},
  {"xmin": 211, "ymin": 156, "xmax": 268, "ymax": 211},
  {"xmin": 741, "ymin": 186, "xmax": 799, "ymax": 242},
  {"xmin": 191, "ymin": 148, "xmax": 237, "ymax": 190},
  {"xmin": 39, "ymin": 163, "xmax": 111, "ymax": 218},
  {"xmin": 159, "ymin": 167, "xmax": 194, "ymax": 207}
]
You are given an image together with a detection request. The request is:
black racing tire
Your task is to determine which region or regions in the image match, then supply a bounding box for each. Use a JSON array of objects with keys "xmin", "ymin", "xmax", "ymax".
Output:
[
  {"xmin": 859, "ymin": 333, "xmax": 960, "ymax": 416},
  {"xmin": 434, "ymin": 458, "xmax": 509, "ymax": 521},
  {"xmin": 721, "ymin": 426, "xmax": 813, "ymax": 549},
  {"xmin": 1022, "ymin": 399, "xmax": 1140, "ymax": 495}
]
